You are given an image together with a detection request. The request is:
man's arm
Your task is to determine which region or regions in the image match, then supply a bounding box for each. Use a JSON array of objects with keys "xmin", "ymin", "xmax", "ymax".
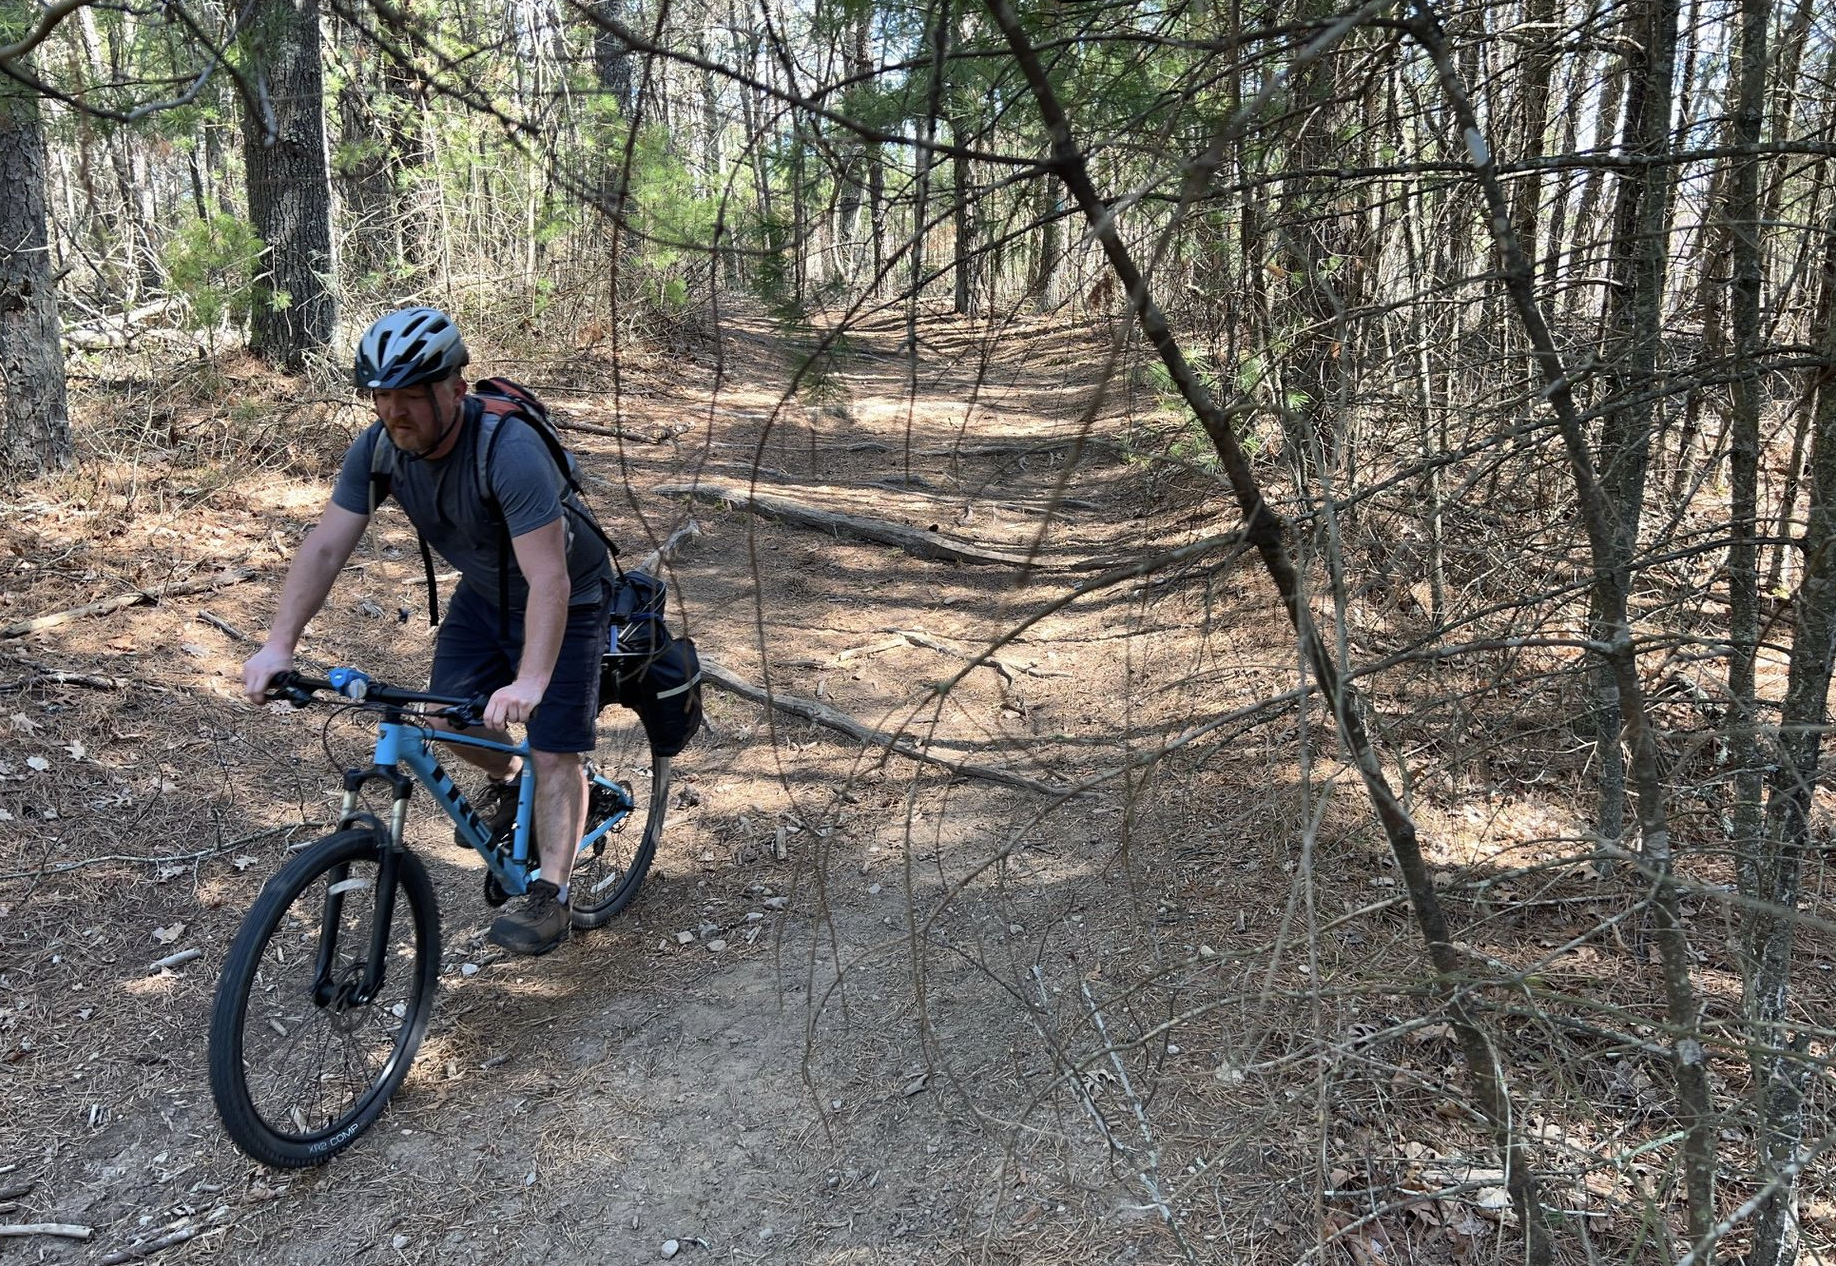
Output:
[
  {"xmin": 241, "ymin": 503, "xmax": 370, "ymax": 701},
  {"xmin": 482, "ymin": 518, "xmax": 571, "ymax": 731}
]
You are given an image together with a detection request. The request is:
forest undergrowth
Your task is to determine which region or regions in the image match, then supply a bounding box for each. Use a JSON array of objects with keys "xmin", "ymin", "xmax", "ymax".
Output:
[{"xmin": 0, "ymin": 307, "xmax": 1832, "ymax": 1265}]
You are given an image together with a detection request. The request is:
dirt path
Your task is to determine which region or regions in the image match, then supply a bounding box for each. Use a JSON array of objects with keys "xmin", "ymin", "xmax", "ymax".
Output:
[{"xmin": 0, "ymin": 311, "xmax": 1304, "ymax": 1264}]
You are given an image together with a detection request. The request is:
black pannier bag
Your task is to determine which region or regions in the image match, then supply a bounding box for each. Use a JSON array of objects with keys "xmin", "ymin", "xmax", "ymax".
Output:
[{"xmin": 598, "ymin": 570, "xmax": 704, "ymax": 758}]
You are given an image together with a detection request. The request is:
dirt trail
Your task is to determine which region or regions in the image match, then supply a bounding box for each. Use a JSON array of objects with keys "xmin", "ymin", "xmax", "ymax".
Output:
[{"xmin": 0, "ymin": 310, "xmax": 1295, "ymax": 1264}]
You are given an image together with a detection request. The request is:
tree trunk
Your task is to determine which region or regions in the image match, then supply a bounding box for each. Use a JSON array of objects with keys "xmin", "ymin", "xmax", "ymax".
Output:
[
  {"xmin": 593, "ymin": 0, "xmax": 633, "ymax": 113},
  {"xmin": 1510, "ymin": 0, "xmax": 1557, "ymax": 284},
  {"xmin": 1559, "ymin": 62, "xmax": 1623, "ymax": 323},
  {"xmin": 332, "ymin": 35, "xmax": 401, "ymax": 285},
  {"xmin": 833, "ymin": 12, "xmax": 871, "ymax": 283},
  {"xmin": 1589, "ymin": 0, "xmax": 1679, "ymax": 863},
  {"xmin": 1272, "ymin": 0, "xmax": 1350, "ymax": 484},
  {"xmin": 241, "ymin": 0, "xmax": 338, "ymax": 372},
  {"xmin": 1028, "ymin": 173, "xmax": 1061, "ymax": 311},
  {"xmin": 0, "ymin": 83, "xmax": 73, "ymax": 480},
  {"xmin": 1740, "ymin": 173, "xmax": 1836, "ymax": 1266},
  {"xmin": 951, "ymin": 115, "xmax": 974, "ymax": 315},
  {"xmin": 868, "ymin": 143, "xmax": 887, "ymax": 294},
  {"xmin": 1409, "ymin": 11, "xmax": 1718, "ymax": 1249},
  {"xmin": 1724, "ymin": 0, "xmax": 1768, "ymax": 923}
]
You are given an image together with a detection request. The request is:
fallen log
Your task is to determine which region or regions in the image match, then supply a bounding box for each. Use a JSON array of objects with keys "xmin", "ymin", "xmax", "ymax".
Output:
[
  {"xmin": 699, "ymin": 657, "xmax": 1084, "ymax": 798},
  {"xmin": 0, "ymin": 568, "xmax": 258, "ymax": 641},
  {"xmin": 554, "ymin": 417, "xmax": 682, "ymax": 443},
  {"xmin": 655, "ymin": 481, "xmax": 1056, "ymax": 568}
]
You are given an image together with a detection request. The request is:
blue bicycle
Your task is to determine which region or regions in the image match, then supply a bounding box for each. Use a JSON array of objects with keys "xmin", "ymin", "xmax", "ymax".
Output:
[{"xmin": 207, "ymin": 667, "xmax": 666, "ymax": 1167}]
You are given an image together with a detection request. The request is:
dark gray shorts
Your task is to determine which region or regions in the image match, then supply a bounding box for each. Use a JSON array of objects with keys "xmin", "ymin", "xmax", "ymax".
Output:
[{"xmin": 430, "ymin": 583, "xmax": 609, "ymax": 753}]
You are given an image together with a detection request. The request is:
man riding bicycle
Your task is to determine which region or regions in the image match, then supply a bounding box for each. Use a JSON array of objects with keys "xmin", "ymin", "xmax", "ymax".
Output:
[{"xmin": 241, "ymin": 306, "xmax": 612, "ymax": 956}]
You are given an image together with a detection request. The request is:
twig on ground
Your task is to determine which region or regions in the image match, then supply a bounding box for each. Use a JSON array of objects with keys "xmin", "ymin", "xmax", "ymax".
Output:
[
  {"xmin": 699, "ymin": 657, "xmax": 1085, "ymax": 798},
  {"xmin": 886, "ymin": 628, "xmax": 1017, "ymax": 687},
  {"xmin": 0, "ymin": 568, "xmax": 258, "ymax": 640},
  {"xmin": 0, "ymin": 822, "xmax": 325, "ymax": 882},
  {"xmin": 149, "ymin": 947, "xmax": 204, "ymax": 972},
  {"xmin": 833, "ymin": 634, "xmax": 910, "ymax": 663},
  {"xmin": 197, "ymin": 610, "xmax": 254, "ymax": 643},
  {"xmin": 0, "ymin": 667, "xmax": 130, "ymax": 692},
  {"xmin": 97, "ymin": 1223, "xmax": 200, "ymax": 1264},
  {"xmin": 1080, "ymin": 980, "xmax": 1196, "ymax": 1262},
  {"xmin": 0, "ymin": 1223, "xmax": 93, "ymax": 1241}
]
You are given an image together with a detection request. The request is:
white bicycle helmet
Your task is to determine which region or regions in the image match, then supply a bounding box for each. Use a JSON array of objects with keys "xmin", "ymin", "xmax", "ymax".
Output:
[{"xmin": 353, "ymin": 307, "xmax": 470, "ymax": 389}]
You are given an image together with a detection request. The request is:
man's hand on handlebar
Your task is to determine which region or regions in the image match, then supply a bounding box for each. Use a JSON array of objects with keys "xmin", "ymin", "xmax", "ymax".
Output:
[
  {"xmin": 242, "ymin": 645, "xmax": 296, "ymax": 705},
  {"xmin": 482, "ymin": 678, "xmax": 543, "ymax": 731}
]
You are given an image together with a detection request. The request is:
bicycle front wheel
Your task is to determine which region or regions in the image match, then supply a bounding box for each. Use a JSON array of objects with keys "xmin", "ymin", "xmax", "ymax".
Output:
[{"xmin": 208, "ymin": 828, "xmax": 440, "ymax": 1167}]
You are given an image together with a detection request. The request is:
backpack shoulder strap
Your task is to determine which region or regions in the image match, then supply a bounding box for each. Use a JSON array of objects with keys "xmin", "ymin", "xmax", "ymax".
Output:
[
  {"xmin": 470, "ymin": 394, "xmax": 508, "ymax": 508},
  {"xmin": 364, "ymin": 419, "xmax": 397, "ymax": 515},
  {"xmin": 470, "ymin": 385, "xmax": 621, "ymax": 562},
  {"xmin": 361, "ymin": 419, "xmax": 440, "ymax": 628},
  {"xmin": 473, "ymin": 380, "xmax": 580, "ymax": 495}
]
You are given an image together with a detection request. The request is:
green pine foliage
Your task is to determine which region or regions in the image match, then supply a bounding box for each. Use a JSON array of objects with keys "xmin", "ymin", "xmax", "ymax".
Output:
[{"xmin": 159, "ymin": 214, "xmax": 267, "ymax": 340}]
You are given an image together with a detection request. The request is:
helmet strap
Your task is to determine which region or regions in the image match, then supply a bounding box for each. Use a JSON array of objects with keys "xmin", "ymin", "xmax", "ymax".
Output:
[{"xmin": 420, "ymin": 381, "xmax": 465, "ymax": 457}]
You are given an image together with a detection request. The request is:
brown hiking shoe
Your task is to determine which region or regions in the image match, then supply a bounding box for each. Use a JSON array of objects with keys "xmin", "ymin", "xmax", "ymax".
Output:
[
  {"xmin": 457, "ymin": 773, "xmax": 522, "ymax": 849},
  {"xmin": 488, "ymin": 879, "xmax": 570, "ymax": 956}
]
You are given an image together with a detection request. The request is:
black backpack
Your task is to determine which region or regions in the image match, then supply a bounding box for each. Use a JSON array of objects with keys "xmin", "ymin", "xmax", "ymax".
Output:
[
  {"xmin": 598, "ymin": 570, "xmax": 703, "ymax": 758},
  {"xmin": 366, "ymin": 377, "xmax": 619, "ymax": 628}
]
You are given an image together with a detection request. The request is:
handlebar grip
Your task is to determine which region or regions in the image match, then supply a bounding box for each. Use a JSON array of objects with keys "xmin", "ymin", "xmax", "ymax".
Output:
[{"xmin": 264, "ymin": 671, "xmax": 321, "ymax": 709}]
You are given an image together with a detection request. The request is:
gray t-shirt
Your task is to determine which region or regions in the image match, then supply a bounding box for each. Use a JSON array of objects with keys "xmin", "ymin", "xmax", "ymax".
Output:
[{"xmin": 331, "ymin": 400, "xmax": 612, "ymax": 609}]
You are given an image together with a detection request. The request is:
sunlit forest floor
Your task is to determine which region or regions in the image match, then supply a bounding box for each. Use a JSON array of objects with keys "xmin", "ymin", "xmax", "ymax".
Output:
[{"xmin": 3, "ymin": 308, "xmax": 1834, "ymax": 1263}]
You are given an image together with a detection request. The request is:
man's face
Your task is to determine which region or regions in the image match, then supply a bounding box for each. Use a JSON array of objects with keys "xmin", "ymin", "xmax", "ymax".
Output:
[{"xmin": 373, "ymin": 374, "xmax": 466, "ymax": 456}]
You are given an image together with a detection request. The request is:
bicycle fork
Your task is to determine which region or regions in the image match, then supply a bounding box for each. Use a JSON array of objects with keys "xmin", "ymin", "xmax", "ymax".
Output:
[{"xmin": 314, "ymin": 767, "xmax": 415, "ymax": 1009}]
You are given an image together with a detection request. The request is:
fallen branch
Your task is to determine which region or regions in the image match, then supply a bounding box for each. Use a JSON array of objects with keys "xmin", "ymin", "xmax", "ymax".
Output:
[
  {"xmin": 656, "ymin": 481, "xmax": 1083, "ymax": 568},
  {"xmin": 832, "ymin": 634, "xmax": 910, "ymax": 663},
  {"xmin": 0, "ymin": 568, "xmax": 257, "ymax": 640},
  {"xmin": 886, "ymin": 627, "xmax": 1015, "ymax": 686},
  {"xmin": 865, "ymin": 480, "xmax": 1105, "ymax": 516},
  {"xmin": 0, "ymin": 822, "xmax": 325, "ymax": 882},
  {"xmin": 0, "ymin": 667, "xmax": 131, "ymax": 693},
  {"xmin": 555, "ymin": 417, "xmax": 682, "ymax": 443},
  {"xmin": 198, "ymin": 611, "xmax": 255, "ymax": 644},
  {"xmin": 0, "ymin": 1223, "xmax": 93, "ymax": 1241},
  {"xmin": 149, "ymin": 947, "xmax": 204, "ymax": 972},
  {"xmin": 700, "ymin": 657, "xmax": 1084, "ymax": 798},
  {"xmin": 97, "ymin": 1223, "xmax": 200, "ymax": 1264},
  {"xmin": 630, "ymin": 519, "xmax": 703, "ymax": 575}
]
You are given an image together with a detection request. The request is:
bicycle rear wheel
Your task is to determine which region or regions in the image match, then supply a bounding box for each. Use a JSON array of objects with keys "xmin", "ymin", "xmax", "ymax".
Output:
[
  {"xmin": 208, "ymin": 828, "xmax": 440, "ymax": 1167},
  {"xmin": 570, "ymin": 709, "xmax": 667, "ymax": 928}
]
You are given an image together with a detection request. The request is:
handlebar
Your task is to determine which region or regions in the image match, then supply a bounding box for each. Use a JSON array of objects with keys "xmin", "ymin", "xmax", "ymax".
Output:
[{"xmin": 267, "ymin": 669, "xmax": 486, "ymax": 728}]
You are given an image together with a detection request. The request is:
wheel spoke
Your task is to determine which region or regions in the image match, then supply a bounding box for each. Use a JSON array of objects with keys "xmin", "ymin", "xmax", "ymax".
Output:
[{"xmin": 210, "ymin": 831, "xmax": 439, "ymax": 1165}]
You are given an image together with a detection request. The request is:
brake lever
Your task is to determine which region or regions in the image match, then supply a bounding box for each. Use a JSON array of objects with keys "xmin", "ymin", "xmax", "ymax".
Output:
[
  {"xmin": 266, "ymin": 682, "xmax": 316, "ymax": 709},
  {"xmin": 439, "ymin": 698, "xmax": 487, "ymax": 730}
]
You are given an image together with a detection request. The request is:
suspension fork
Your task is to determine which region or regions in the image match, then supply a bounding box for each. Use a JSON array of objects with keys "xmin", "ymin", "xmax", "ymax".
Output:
[{"xmin": 314, "ymin": 766, "xmax": 414, "ymax": 1008}]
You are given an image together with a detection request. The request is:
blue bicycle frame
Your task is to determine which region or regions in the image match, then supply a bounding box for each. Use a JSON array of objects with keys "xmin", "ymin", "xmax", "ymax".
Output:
[{"xmin": 347, "ymin": 718, "xmax": 634, "ymax": 900}]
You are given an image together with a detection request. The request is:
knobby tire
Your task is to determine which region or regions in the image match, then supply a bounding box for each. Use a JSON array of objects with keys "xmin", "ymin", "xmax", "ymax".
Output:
[{"xmin": 208, "ymin": 828, "xmax": 440, "ymax": 1167}]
